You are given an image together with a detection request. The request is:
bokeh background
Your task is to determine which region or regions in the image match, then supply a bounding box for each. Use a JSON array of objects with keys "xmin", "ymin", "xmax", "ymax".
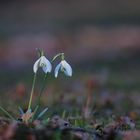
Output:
[{"xmin": 0, "ymin": 0, "xmax": 140, "ymax": 110}]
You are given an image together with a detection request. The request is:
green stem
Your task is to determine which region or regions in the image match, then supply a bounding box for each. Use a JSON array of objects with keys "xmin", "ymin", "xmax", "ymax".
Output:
[
  {"xmin": 28, "ymin": 73, "xmax": 37, "ymax": 110},
  {"xmin": 52, "ymin": 53, "xmax": 64, "ymax": 62},
  {"xmin": 37, "ymin": 74, "xmax": 47, "ymax": 106},
  {"xmin": 0, "ymin": 106, "xmax": 15, "ymax": 120}
]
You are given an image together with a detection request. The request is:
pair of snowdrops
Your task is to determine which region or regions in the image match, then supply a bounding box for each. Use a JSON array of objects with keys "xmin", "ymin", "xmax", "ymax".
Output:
[{"xmin": 33, "ymin": 54, "xmax": 72, "ymax": 77}]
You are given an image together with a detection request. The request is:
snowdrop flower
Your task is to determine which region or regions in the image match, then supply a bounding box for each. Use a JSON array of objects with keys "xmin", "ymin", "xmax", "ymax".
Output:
[
  {"xmin": 33, "ymin": 56, "xmax": 52, "ymax": 74},
  {"xmin": 55, "ymin": 60, "xmax": 72, "ymax": 78}
]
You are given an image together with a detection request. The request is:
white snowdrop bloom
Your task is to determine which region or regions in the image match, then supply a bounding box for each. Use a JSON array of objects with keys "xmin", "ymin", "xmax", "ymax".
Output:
[
  {"xmin": 33, "ymin": 56, "xmax": 52, "ymax": 74},
  {"xmin": 55, "ymin": 60, "xmax": 72, "ymax": 78}
]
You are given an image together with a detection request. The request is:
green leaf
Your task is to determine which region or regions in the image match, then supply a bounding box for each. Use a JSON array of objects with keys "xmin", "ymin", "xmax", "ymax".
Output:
[
  {"xmin": 0, "ymin": 106, "xmax": 15, "ymax": 120},
  {"xmin": 18, "ymin": 106, "xmax": 24, "ymax": 115},
  {"xmin": 37, "ymin": 107, "xmax": 48, "ymax": 119}
]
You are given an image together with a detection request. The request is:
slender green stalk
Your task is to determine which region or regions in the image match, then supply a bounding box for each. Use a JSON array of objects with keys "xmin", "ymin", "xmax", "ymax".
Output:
[
  {"xmin": 62, "ymin": 110, "xmax": 66, "ymax": 119},
  {"xmin": 37, "ymin": 74, "xmax": 47, "ymax": 106},
  {"xmin": 52, "ymin": 53, "xmax": 64, "ymax": 62},
  {"xmin": 28, "ymin": 73, "xmax": 37, "ymax": 110},
  {"xmin": 0, "ymin": 106, "xmax": 15, "ymax": 120}
]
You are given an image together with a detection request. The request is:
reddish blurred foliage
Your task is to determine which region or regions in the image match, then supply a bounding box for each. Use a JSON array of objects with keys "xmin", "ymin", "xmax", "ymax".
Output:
[
  {"xmin": 129, "ymin": 111, "xmax": 138, "ymax": 120},
  {"xmin": 15, "ymin": 83, "xmax": 26, "ymax": 100},
  {"xmin": 84, "ymin": 78, "xmax": 97, "ymax": 119},
  {"xmin": 86, "ymin": 79, "xmax": 95, "ymax": 91},
  {"xmin": 122, "ymin": 130, "xmax": 140, "ymax": 140},
  {"xmin": 3, "ymin": 122, "xmax": 17, "ymax": 140}
]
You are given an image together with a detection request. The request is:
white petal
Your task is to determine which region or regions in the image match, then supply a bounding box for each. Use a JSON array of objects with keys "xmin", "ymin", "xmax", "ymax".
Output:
[
  {"xmin": 41, "ymin": 56, "xmax": 52, "ymax": 73},
  {"xmin": 33, "ymin": 58, "xmax": 41, "ymax": 73},
  {"xmin": 54, "ymin": 63, "xmax": 61, "ymax": 78},
  {"xmin": 42, "ymin": 62, "xmax": 52, "ymax": 73},
  {"xmin": 61, "ymin": 60, "xmax": 72, "ymax": 77}
]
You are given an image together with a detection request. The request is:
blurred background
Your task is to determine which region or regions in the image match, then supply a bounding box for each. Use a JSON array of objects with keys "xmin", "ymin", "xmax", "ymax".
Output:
[{"xmin": 0, "ymin": 0, "xmax": 140, "ymax": 110}]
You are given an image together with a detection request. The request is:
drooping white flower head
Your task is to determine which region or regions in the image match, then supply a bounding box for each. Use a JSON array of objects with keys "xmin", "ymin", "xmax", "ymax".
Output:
[
  {"xmin": 55, "ymin": 60, "xmax": 72, "ymax": 78},
  {"xmin": 33, "ymin": 56, "xmax": 52, "ymax": 74}
]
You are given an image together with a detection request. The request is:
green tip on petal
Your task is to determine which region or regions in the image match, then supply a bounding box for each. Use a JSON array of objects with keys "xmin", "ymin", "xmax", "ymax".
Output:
[
  {"xmin": 61, "ymin": 53, "xmax": 65, "ymax": 60},
  {"xmin": 36, "ymin": 48, "xmax": 44, "ymax": 57}
]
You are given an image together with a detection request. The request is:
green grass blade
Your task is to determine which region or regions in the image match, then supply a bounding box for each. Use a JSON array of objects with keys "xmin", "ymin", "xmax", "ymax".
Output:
[
  {"xmin": 37, "ymin": 107, "xmax": 48, "ymax": 120},
  {"xmin": 0, "ymin": 106, "xmax": 15, "ymax": 120}
]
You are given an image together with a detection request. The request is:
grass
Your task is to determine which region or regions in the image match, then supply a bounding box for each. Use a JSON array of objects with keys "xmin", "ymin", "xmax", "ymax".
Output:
[{"xmin": 0, "ymin": 58, "xmax": 140, "ymax": 139}]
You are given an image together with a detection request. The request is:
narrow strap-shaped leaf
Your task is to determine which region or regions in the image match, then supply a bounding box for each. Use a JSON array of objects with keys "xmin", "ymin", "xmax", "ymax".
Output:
[
  {"xmin": 0, "ymin": 106, "xmax": 15, "ymax": 120},
  {"xmin": 62, "ymin": 110, "xmax": 66, "ymax": 119},
  {"xmin": 37, "ymin": 107, "xmax": 48, "ymax": 119},
  {"xmin": 31, "ymin": 105, "xmax": 39, "ymax": 121},
  {"xmin": 18, "ymin": 106, "xmax": 24, "ymax": 115}
]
